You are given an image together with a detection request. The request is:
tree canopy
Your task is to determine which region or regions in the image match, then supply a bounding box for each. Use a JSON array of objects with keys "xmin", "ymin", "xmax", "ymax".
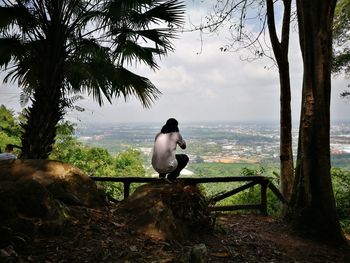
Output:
[
  {"xmin": 0, "ymin": 0, "xmax": 185, "ymax": 158},
  {"xmin": 333, "ymin": 0, "xmax": 350, "ymax": 97}
]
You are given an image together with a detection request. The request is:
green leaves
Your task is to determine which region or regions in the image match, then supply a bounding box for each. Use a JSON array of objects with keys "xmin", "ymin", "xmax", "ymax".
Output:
[
  {"xmin": 331, "ymin": 168, "xmax": 350, "ymax": 232},
  {"xmin": 0, "ymin": 105, "xmax": 22, "ymax": 151},
  {"xmin": 111, "ymin": 67, "xmax": 160, "ymax": 108},
  {"xmin": 115, "ymin": 148, "xmax": 146, "ymax": 176},
  {"xmin": 332, "ymin": 48, "xmax": 350, "ymax": 74},
  {"xmin": 116, "ymin": 40, "xmax": 163, "ymax": 69},
  {"xmin": 333, "ymin": 0, "xmax": 350, "ymax": 97},
  {"xmin": 334, "ymin": 0, "xmax": 350, "ymax": 45},
  {"xmin": 141, "ymin": 0, "xmax": 185, "ymax": 26},
  {"xmin": 0, "ymin": 37, "xmax": 23, "ymax": 68}
]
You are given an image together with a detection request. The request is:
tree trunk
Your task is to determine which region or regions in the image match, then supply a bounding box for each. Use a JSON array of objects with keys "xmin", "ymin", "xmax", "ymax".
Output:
[
  {"xmin": 279, "ymin": 59, "xmax": 294, "ymax": 203},
  {"xmin": 20, "ymin": 16, "xmax": 66, "ymax": 159},
  {"xmin": 266, "ymin": 0, "xmax": 294, "ymax": 203},
  {"xmin": 20, "ymin": 87, "xmax": 63, "ymax": 159},
  {"xmin": 288, "ymin": 0, "xmax": 346, "ymax": 244}
]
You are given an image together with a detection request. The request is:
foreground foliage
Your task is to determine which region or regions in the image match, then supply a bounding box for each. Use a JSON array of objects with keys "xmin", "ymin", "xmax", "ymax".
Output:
[
  {"xmin": 0, "ymin": 105, "xmax": 21, "ymax": 152},
  {"xmin": 332, "ymin": 168, "xmax": 350, "ymax": 233}
]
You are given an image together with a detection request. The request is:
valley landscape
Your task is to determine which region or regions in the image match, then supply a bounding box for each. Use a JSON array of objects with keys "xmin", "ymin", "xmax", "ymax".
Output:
[{"xmin": 76, "ymin": 121, "xmax": 350, "ymax": 174}]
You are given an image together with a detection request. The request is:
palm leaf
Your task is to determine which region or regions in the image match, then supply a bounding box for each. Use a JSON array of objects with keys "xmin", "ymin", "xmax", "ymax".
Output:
[
  {"xmin": 2, "ymin": 38, "xmax": 43, "ymax": 90},
  {"xmin": 130, "ymin": 0, "xmax": 185, "ymax": 27},
  {"xmin": 111, "ymin": 67, "xmax": 161, "ymax": 108},
  {"xmin": 115, "ymin": 40, "xmax": 164, "ymax": 69},
  {"xmin": 134, "ymin": 28, "xmax": 176, "ymax": 51},
  {"xmin": 0, "ymin": 4, "xmax": 40, "ymax": 35},
  {"xmin": 0, "ymin": 37, "xmax": 23, "ymax": 67},
  {"xmin": 64, "ymin": 61, "xmax": 112, "ymax": 106},
  {"xmin": 0, "ymin": 5, "xmax": 26, "ymax": 29},
  {"xmin": 64, "ymin": 54, "xmax": 116, "ymax": 105}
]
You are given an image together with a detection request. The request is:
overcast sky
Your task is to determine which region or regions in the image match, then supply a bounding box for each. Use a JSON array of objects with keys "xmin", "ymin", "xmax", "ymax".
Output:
[{"xmin": 1, "ymin": 1, "xmax": 350, "ymax": 125}]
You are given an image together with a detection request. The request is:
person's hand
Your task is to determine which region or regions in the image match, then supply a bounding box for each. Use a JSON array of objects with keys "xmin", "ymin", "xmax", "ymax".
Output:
[{"xmin": 180, "ymin": 141, "xmax": 186, "ymax": 149}]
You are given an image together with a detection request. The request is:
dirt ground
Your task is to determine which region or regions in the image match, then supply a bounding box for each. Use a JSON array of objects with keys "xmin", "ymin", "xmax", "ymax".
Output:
[{"xmin": 8, "ymin": 203, "xmax": 350, "ymax": 263}]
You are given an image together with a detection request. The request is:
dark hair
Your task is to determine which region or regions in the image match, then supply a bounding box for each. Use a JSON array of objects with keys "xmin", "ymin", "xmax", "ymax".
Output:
[{"xmin": 161, "ymin": 118, "xmax": 179, "ymax": 133}]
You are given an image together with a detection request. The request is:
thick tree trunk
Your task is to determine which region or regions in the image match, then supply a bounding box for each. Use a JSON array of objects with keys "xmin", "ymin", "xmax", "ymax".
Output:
[
  {"xmin": 266, "ymin": 0, "xmax": 294, "ymax": 203},
  {"xmin": 20, "ymin": 16, "xmax": 66, "ymax": 159},
  {"xmin": 20, "ymin": 87, "xmax": 63, "ymax": 159},
  {"xmin": 288, "ymin": 0, "xmax": 345, "ymax": 244}
]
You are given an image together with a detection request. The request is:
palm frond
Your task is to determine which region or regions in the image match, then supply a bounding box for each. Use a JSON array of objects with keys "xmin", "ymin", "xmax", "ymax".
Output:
[
  {"xmin": 64, "ymin": 64, "xmax": 110, "ymax": 106},
  {"xmin": 103, "ymin": 0, "xmax": 156, "ymax": 20},
  {"xmin": 64, "ymin": 54, "xmax": 116, "ymax": 105},
  {"xmin": 0, "ymin": 36, "xmax": 23, "ymax": 68},
  {"xmin": 68, "ymin": 37, "xmax": 109, "ymax": 60},
  {"xmin": 61, "ymin": 94, "xmax": 85, "ymax": 111},
  {"xmin": 102, "ymin": 0, "xmax": 184, "ymax": 32},
  {"xmin": 116, "ymin": 40, "xmax": 164, "ymax": 69},
  {"xmin": 111, "ymin": 67, "xmax": 161, "ymax": 108},
  {"xmin": 65, "ymin": 38, "xmax": 115, "ymax": 106},
  {"xmin": 110, "ymin": 26, "xmax": 175, "ymax": 55},
  {"xmin": 135, "ymin": 28, "xmax": 176, "ymax": 51},
  {"xmin": 133, "ymin": 0, "xmax": 185, "ymax": 27},
  {"xmin": 2, "ymin": 38, "xmax": 43, "ymax": 90},
  {"xmin": 64, "ymin": 58, "xmax": 160, "ymax": 108},
  {"xmin": 0, "ymin": 5, "xmax": 25, "ymax": 29},
  {"xmin": 0, "ymin": 4, "xmax": 40, "ymax": 35}
]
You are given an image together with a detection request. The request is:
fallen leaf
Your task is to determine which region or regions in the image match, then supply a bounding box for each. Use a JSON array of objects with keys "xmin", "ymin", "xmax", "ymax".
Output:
[{"xmin": 129, "ymin": 245, "xmax": 138, "ymax": 252}]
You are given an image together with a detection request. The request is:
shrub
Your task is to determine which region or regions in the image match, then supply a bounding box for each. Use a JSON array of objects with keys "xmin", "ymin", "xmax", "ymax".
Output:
[{"xmin": 332, "ymin": 168, "xmax": 350, "ymax": 233}]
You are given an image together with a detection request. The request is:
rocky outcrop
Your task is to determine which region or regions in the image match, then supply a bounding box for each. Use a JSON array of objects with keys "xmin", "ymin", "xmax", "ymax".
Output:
[
  {"xmin": 0, "ymin": 159, "xmax": 102, "ymax": 252},
  {"xmin": 0, "ymin": 159, "xmax": 102, "ymax": 207},
  {"xmin": 0, "ymin": 179, "xmax": 70, "ymax": 249},
  {"xmin": 120, "ymin": 181, "xmax": 214, "ymax": 242}
]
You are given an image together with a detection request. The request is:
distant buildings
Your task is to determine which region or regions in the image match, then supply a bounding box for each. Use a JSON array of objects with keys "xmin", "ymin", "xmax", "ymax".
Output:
[{"xmin": 76, "ymin": 122, "xmax": 350, "ymax": 166}]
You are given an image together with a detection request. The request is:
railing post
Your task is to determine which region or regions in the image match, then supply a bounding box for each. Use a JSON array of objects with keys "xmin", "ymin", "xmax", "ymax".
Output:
[
  {"xmin": 124, "ymin": 182, "xmax": 131, "ymax": 199},
  {"xmin": 260, "ymin": 179, "xmax": 268, "ymax": 215}
]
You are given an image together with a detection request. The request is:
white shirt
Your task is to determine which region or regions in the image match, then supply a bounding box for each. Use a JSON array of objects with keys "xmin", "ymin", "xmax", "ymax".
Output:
[
  {"xmin": 0, "ymin": 153, "xmax": 17, "ymax": 160},
  {"xmin": 152, "ymin": 132, "xmax": 186, "ymax": 173}
]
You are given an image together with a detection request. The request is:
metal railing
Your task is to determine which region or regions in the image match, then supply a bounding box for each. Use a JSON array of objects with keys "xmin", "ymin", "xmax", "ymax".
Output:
[{"xmin": 90, "ymin": 175, "xmax": 286, "ymax": 215}]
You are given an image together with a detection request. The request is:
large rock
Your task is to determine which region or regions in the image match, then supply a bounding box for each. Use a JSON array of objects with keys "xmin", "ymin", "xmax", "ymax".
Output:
[
  {"xmin": 120, "ymin": 181, "xmax": 214, "ymax": 242},
  {"xmin": 0, "ymin": 159, "xmax": 101, "ymax": 207},
  {"xmin": 0, "ymin": 180, "xmax": 59, "ymax": 219},
  {"xmin": 0, "ymin": 179, "xmax": 70, "ymax": 249}
]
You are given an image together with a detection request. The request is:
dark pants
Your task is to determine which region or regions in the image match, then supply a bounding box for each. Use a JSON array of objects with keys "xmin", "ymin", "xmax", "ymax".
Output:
[{"xmin": 159, "ymin": 154, "xmax": 189, "ymax": 180}]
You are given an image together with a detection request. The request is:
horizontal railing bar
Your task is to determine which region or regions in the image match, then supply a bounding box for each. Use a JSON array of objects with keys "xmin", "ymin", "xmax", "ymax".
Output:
[
  {"xmin": 91, "ymin": 176, "xmax": 159, "ymax": 183},
  {"xmin": 90, "ymin": 175, "xmax": 265, "ymax": 183},
  {"xmin": 209, "ymin": 204, "xmax": 261, "ymax": 211}
]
